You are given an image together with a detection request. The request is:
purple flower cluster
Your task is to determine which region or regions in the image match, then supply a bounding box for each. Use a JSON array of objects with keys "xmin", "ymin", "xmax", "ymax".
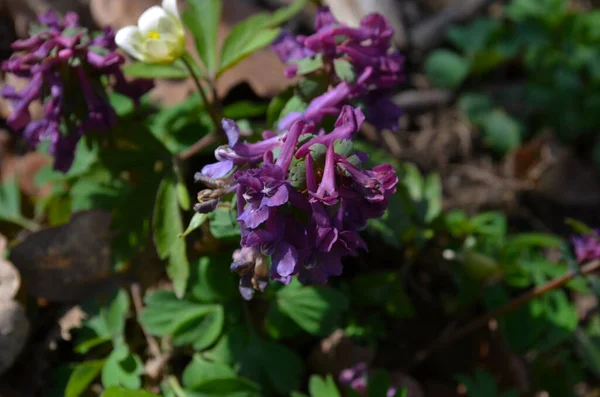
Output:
[
  {"xmin": 272, "ymin": 7, "xmax": 404, "ymax": 132},
  {"xmin": 1, "ymin": 10, "xmax": 152, "ymax": 171},
  {"xmin": 339, "ymin": 363, "xmax": 397, "ymax": 397},
  {"xmin": 197, "ymin": 106, "xmax": 398, "ymax": 299},
  {"xmin": 571, "ymin": 230, "xmax": 600, "ymax": 264}
]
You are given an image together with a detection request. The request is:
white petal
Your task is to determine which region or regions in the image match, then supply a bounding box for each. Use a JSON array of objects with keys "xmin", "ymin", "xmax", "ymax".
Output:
[
  {"xmin": 138, "ymin": 6, "xmax": 170, "ymax": 36},
  {"xmin": 162, "ymin": 0, "xmax": 180, "ymax": 21},
  {"xmin": 143, "ymin": 38, "xmax": 172, "ymax": 62},
  {"xmin": 115, "ymin": 26, "xmax": 147, "ymax": 61}
]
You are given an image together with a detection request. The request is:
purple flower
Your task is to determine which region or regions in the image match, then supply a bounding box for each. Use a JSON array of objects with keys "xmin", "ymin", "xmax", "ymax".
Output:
[
  {"xmin": 571, "ymin": 230, "xmax": 600, "ymax": 264},
  {"xmin": 234, "ymin": 120, "xmax": 306, "ymax": 229},
  {"xmin": 272, "ymin": 31, "xmax": 315, "ymax": 64},
  {"xmin": 340, "ymin": 161, "xmax": 398, "ymax": 203},
  {"xmin": 195, "ymin": 106, "xmax": 397, "ymax": 297},
  {"xmin": 272, "ymin": 7, "xmax": 404, "ymax": 132},
  {"xmin": 1, "ymin": 10, "xmax": 152, "ymax": 171},
  {"xmin": 339, "ymin": 363, "xmax": 397, "ymax": 397},
  {"xmin": 314, "ymin": 7, "xmax": 337, "ymax": 30},
  {"xmin": 201, "ymin": 119, "xmax": 283, "ymax": 179},
  {"xmin": 309, "ymin": 144, "xmax": 339, "ymax": 206},
  {"xmin": 295, "ymin": 105, "xmax": 365, "ymax": 158},
  {"xmin": 235, "ymin": 165, "xmax": 290, "ymax": 229}
]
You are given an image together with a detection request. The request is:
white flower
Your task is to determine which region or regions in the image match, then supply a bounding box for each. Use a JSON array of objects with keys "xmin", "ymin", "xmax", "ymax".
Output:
[{"xmin": 115, "ymin": 0, "xmax": 185, "ymax": 64}]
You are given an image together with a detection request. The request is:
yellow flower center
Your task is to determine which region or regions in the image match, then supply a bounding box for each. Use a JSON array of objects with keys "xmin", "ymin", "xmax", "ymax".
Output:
[{"xmin": 147, "ymin": 31, "xmax": 161, "ymax": 39}]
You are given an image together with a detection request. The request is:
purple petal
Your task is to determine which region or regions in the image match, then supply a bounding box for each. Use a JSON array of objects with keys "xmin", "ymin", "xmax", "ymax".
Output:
[
  {"xmin": 262, "ymin": 185, "xmax": 289, "ymax": 207},
  {"xmin": 275, "ymin": 120, "xmax": 305, "ymax": 173},
  {"xmin": 278, "ymin": 111, "xmax": 304, "ymax": 132},
  {"xmin": 295, "ymin": 106, "xmax": 364, "ymax": 158},
  {"xmin": 272, "ymin": 243, "xmax": 298, "ymax": 277},
  {"xmin": 222, "ymin": 118, "xmax": 240, "ymax": 148},
  {"xmin": 201, "ymin": 160, "xmax": 234, "ymax": 179},
  {"xmin": 238, "ymin": 204, "xmax": 270, "ymax": 229}
]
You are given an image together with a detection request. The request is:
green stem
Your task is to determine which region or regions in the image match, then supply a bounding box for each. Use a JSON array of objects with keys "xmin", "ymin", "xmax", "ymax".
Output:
[
  {"xmin": 167, "ymin": 376, "xmax": 187, "ymax": 397},
  {"xmin": 180, "ymin": 53, "xmax": 223, "ymax": 136},
  {"xmin": 6, "ymin": 216, "xmax": 41, "ymax": 232}
]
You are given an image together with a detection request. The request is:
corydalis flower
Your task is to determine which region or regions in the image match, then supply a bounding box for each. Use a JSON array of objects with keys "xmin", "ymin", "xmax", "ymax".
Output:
[
  {"xmin": 115, "ymin": 0, "xmax": 185, "ymax": 64},
  {"xmin": 196, "ymin": 106, "xmax": 398, "ymax": 298},
  {"xmin": 339, "ymin": 363, "xmax": 397, "ymax": 397},
  {"xmin": 272, "ymin": 7, "xmax": 404, "ymax": 132},
  {"xmin": 571, "ymin": 230, "xmax": 600, "ymax": 264},
  {"xmin": 1, "ymin": 10, "xmax": 152, "ymax": 171}
]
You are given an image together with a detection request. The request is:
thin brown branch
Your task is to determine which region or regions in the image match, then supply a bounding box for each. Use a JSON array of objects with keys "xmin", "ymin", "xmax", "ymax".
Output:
[
  {"xmin": 177, "ymin": 132, "xmax": 220, "ymax": 161},
  {"xmin": 130, "ymin": 283, "xmax": 162, "ymax": 359},
  {"xmin": 413, "ymin": 259, "xmax": 600, "ymax": 366}
]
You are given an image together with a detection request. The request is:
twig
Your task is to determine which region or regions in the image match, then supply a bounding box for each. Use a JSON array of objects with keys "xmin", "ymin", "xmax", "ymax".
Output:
[
  {"xmin": 412, "ymin": 259, "xmax": 600, "ymax": 366},
  {"xmin": 177, "ymin": 132, "xmax": 220, "ymax": 161},
  {"xmin": 392, "ymin": 89, "xmax": 453, "ymax": 112},
  {"xmin": 131, "ymin": 284, "xmax": 161, "ymax": 358}
]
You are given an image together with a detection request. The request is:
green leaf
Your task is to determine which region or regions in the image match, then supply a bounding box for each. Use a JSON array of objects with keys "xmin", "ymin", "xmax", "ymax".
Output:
[
  {"xmin": 506, "ymin": 0, "xmax": 566, "ymax": 23},
  {"xmin": 101, "ymin": 343, "xmax": 143, "ymax": 390},
  {"xmin": 205, "ymin": 326, "xmax": 303, "ymax": 394},
  {"xmin": 505, "ymin": 233, "xmax": 563, "ymax": 249},
  {"xmin": 423, "ymin": 173, "xmax": 442, "ymax": 223},
  {"xmin": 123, "ymin": 61, "xmax": 190, "ymax": 79},
  {"xmin": 265, "ymin": 302, "xmax": 303, "ymax": 340},
  {"xmin": 140, "ymin": 291, "xmax": 224, "ymax": 351},
  {"xmin": 172, "ymin": 305, "xmax": 224, "ymax": 350},
  {"xmin": 0, "ymin": 178, "xmax": 21, "ymax": 221},
  {"xmin": 447, "ymin": 18, "xmax": 500, "ymax": 54},
  {"xmin": 153, "ymin": 176, "xmax": 184, "ymax": 259},
  {"xmin": 177, "ymin": 181, "xmax": 191, "ymax": 211},
  {"xmin": 184, "ymin": 0, "xmax": 222, "ymax": 73},
  {"xmin": 190, "ymin": 254, "xmax": 237, "ymax": 303},
  {"xmin": 187, "ymin": 378, "xmax": 261, "ymax": 397},
  {"xmin": 168, "ymin": 236, "xmax": 190, "ymax": 299},
  {"xmin": 209, "ymin": 204, "xmax": 240, "ymax": 238},
  {"xmin": 258, "ymin": 338, "xmax": 303, "ymax": 394},
  {"xmin": 309, "ymin": 375, "xmax": 341, "ymax": 397},
  {"xmin": 425, "ymin": 50, "xmax": 470, "ymax": 89},
  {"xmin": 458, "ymin": 93, "xmax": 495, "ymax": 125},
  {"xmin": 223, "ymin": 101, "xmax": 269, "ymax": 120},
  {"xmin": 334, "ymin": 59, "xmax": 356, "ymax": 83},
  {"xmin": 180, "ymin": 213, "xmax": 208, "ymax": 238},
  {"xmin": 480, "ymin": 110, "xmax": 522, "ymax": 155},
  {"xmin": 219, "ymin": 16, "xmax": 280, "ymax": 75},
  {"xmin": 65, "ymin": 360, "xmax": 104, "ymax": 397},
  {"xmin": 101, "ymin": 387, "xmax": 160, "ymax": 397},
  {"xmin": 264, "ymin": 0, "xmax": 308, "ymax": 28},
  {"xmin": 293, "ymin": 54, "xmax": 325, "ymax": 75},
  {"xmin": 149, "ymin": 94, "xmax": 212, "ymax": 155},
  {"xmin": 76, "ymin": 289, "xmax": 130, "ymax": 349},
  {"xmin": 277, "ymin": 282, "xmax": 349, "ymax": 336},
  {"xmin": 278, "ymin": 95, "xmax": 308, "ymax": 125},
  {"xmin": 153, "ymin": 175, "xmax": 189, "ymax": 297},
  {"xmin": 267, "ymin": 89, "xmax": 294, "ymax": 128},
  {"xmin": 182, "ymin": 356, "xmax": 235, "ymax": 389},
  {"xmin": 565, "ymin": 218, "xmax": 597, "ymax": 236}
]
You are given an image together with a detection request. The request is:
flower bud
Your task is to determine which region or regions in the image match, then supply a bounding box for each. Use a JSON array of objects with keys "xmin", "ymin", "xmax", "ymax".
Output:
[{"xmin": 115, "ymin": 0, "xmax": 185, "ymax": 64}]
